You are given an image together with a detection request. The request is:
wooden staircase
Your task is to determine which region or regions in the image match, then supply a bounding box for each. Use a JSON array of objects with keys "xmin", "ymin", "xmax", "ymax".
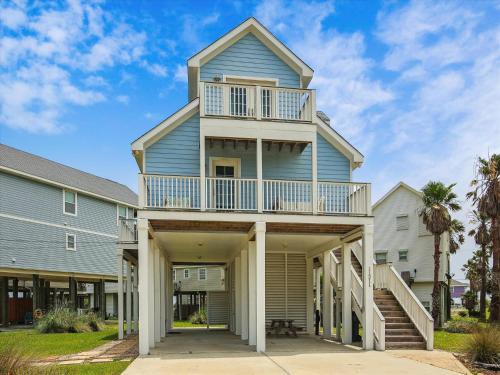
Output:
[
  {"xmin": 374, "ymin": 289, "xmax": 426, "ymax": 349},
  {"xmin": 332, "ymin": 248, "xmax": 362, "ymax": 278}
]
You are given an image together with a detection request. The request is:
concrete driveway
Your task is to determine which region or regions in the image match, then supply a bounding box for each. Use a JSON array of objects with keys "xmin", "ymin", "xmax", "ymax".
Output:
[{"xmin": 123, "ymin": 330, "xmax": 468, "ymax": 375}]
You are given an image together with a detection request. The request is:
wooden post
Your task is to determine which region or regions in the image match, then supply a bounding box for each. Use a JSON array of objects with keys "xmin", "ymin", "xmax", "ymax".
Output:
[
  {"xmin": 32, "ymin": 275, "xmax": 39, "ymax": 314},
  {"xmin": 68, "ymin": 277, "xmax": 76, "ymax": 311},
  {"xmin": 138, "ymin": 218, "xmax": 150, "ymax": 355},
  {"xmin": 323, "ymin": 251, "xmax": 332, "ymax": 337},
  {"xmin": 117, "ymin": 252, "xmax": 124, "ymax": 339},
  {"xmin": 0, "ymin": 277, "xmax": 8, "ymax": 326},
  {"xmin": 342, "ymin": 243, "xmax": 352, "ymax": 344},
  {"xmin": 255, "ymin": 222, "xmax": 266, "ymax": 352}
]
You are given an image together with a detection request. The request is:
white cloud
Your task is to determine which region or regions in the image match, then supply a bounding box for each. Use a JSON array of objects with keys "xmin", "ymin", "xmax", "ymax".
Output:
[
  {"xmin": 180, "ymin": 13, "xmax": 220, "ymax": 48},
  {"xmin": 174, "ymin": 64, "xmax": 187, "ymax": 83},
  {"xmin": 116, "ymin": 95, "xmax": 130, "ymax": 104},
  {"xmin": 0, "ymin": 0, "xmax": 159, "ymax": 133}
]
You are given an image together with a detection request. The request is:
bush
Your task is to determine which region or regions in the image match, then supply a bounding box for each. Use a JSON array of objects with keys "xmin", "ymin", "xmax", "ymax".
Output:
[
  {"xmin": 36, "ymin": 308, "xmax": 104, "ymax": 333},
  {"xmin": 188, "ymin": 309, "xmax": 207, "ymax": 324},
  {"xmin": 0, "ymin": 344, "xmax": 56, "ymax": 374},
  {"xmin": 444, "ymin": 318, "xmax": 480, "ymax": 333},
  {"xmin": 462, "ymin": 291, "xmax": 477, "ymax": 315},
  {"xmin": 457, "ymin": 310, "xmax": 468, "ymax": 318},
  {"xmin": 466, "ymin": 327, "xmax": 500, "ymax": 365}
]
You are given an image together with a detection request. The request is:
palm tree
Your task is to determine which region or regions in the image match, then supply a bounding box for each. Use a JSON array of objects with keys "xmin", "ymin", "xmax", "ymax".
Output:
[
  {"xmin": 467, "ymin": 154, "xmax": 500, "ymax": 322},
  {"xmin": 419, "ymin": 181, "xmax": 461, "ymax": 327},
  {"xmin": 468, "ymin": 210, "xmax": 491, "ymax": 321}
]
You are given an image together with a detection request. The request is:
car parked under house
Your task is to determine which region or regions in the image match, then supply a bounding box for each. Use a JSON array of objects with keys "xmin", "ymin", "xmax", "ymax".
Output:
[{"xmin": 116, "ymin": 17, "xmax": 434, "ymax": 355}]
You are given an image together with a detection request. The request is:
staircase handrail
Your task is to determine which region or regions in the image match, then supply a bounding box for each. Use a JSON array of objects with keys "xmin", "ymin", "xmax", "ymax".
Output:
[
  {"xmin": 374, "ymin": 263, "xmax": 434, "ymax": 350},
  {"xmin": 373, "ymin": 304, "xmax": 385, "ymax": 351}
]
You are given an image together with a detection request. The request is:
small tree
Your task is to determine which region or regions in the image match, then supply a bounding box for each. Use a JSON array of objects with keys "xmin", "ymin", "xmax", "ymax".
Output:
[
  {"xmin": 462, "ymin": 290, "xmax": 478, "ymax": 316},
  {"xmin": 420, "ymin": 181, "xmax": 461, "ymax": 327}
]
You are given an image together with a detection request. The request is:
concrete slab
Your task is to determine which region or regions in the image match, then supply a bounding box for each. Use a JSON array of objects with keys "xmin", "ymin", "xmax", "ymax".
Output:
[{"xmin": 124, "ymin": 330, "xmax": 466, "ymax": 375}]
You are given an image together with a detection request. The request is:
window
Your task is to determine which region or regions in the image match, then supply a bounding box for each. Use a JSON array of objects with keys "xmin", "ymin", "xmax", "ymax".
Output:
[
  {"xmin": 63, "ymin": 190, "xmax": 77, "ymax": 215},
  {"xmin": 375, "ymin": 252, "xmax": 388, "ymax": 264},
  {"xmin": 117, "ymin": 205, "xmax": 127, "ymax": 224},
  {"xmin": 422, "ymin": 301, "xmax": 431, "ymax": 312},
  {"xmin": 399, "ymin": 249, "xmax": 409, "ymax": 262},
  {"xmin": 199, "ymin": 268, "xmax": 207, "ymax": 281},
  {"xmin": 396, "ymin": 214, "xmax": 409, "ymax": 230},
  {"xmin": 184, "ymin": 269, "xmax": 190, "ymax": 279},
  {"xmin": 66, "ymin": 234, "xmax": 76, "ymax": 251},
  {"xmin": 173, "ymin": 269, "xmax": 176, "ymax": 281}
]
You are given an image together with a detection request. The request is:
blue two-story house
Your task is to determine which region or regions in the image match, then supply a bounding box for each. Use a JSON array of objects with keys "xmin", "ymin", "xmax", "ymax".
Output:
[
  {"xmin": 118, "ymin": 18, "xmax": 433, "ymax": 355},
  {"xmin": 0, "ymin": 144, "xmax": 137, "ymax": 324}
]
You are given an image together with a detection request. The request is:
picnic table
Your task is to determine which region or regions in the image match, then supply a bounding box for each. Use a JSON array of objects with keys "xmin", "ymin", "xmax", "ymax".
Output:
[{"xmin": 266, "ymin": 319, "xmax": 298, "ymax": 337}]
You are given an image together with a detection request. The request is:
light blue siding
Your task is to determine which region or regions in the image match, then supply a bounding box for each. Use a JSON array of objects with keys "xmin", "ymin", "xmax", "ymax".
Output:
[
  {"xmin": 263, "ymin": 143, "xmax": 312, "ymax": 180},
  {"xmin": 317, "ymin": 133, "xmax": 350, "ymax": 181},
  {"xmin": 200, "ymin": 33, "xmax": 300, "ymax": 88},
  {"xmin": 205, "ymin": 140, "xmax": 257, "ymax": 178},
  {"xmin": 145, "ymin": 114, "xmax": 200, "ymax": 176}
]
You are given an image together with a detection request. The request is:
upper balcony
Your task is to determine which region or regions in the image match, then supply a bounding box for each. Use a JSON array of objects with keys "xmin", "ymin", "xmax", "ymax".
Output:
[{"xmin": 200, "ymin": 82, "xmax": 316, "ymax": 123}]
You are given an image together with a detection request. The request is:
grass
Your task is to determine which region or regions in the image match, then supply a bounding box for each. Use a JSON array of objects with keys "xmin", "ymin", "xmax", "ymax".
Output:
[
  {"xmin": 0, "ymin": 323, "xmax": 118, "ymax": 359},
  {"xmin": 173, "ymin": 320, "xmax": 225, "ymax": 328},
  {"xmin": 54, "ymin": 360, "xmax": 131, "ymax": 375},
  {"xmin": 434, "ymin": 330, "xmax": 470, "ymax": 353}
]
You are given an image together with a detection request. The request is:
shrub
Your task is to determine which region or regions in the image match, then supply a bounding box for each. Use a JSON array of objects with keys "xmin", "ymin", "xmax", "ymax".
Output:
[
  {"xmin": 0, "ymin": 344, "xmax": 56, "ymax": 374},
  {"xmin": 444, "ymin": 318, "xmax": 480, "ymax": 333},
  {"xmin": 462, "ymin": 291, "xmax": 477, "ymax": 315},
  {"xmin": 457, "ymin": 310, "xmax": 468, "ymax": 318},
  {"xmin": 189, "ymin": 309, "xmax": 207, "ymax": 324},
  {"xmin": 36, "ymin": 308, "xmax": 104, "ymax": 333},
  {"xmin": 466, "ymin": 327, "xmax": 500, "ymax": 365}
]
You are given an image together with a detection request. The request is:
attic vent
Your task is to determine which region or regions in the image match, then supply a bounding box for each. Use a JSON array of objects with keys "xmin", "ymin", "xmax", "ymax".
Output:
[{"xmin": 396, "ymin": 214, "xmax": 409, "ymax": 231}]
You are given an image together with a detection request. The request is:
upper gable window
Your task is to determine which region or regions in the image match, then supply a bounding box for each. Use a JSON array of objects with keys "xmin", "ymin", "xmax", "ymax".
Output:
[
  {"xmin": 396, "ymin": 215, "xmax": 409, "ymax": 231},
  {"xmin": 63, "ymin": 190, "xmax": 77, "ymax": 216}
]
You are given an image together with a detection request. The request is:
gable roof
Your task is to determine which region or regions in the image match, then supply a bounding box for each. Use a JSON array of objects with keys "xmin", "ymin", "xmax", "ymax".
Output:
[
  {"xmin": 0, "ymin": 144, "xmax": 137, "ymax": 207},
  {"xmin": 372, "ymin": 181, "xmax": 422, "ymax": 210},
  {"xmin": 187, "ymin": 17, "xmax": 314, "ymax": 100},
  {"xmin": 316, "ymin": 113, "xmax": 364, "ymax": 168}
]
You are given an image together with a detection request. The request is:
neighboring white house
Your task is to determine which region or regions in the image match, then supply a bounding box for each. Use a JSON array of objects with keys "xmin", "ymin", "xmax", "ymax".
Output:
[
  {"xmin": 373, "ymin": 182, "xmax": 451, "ymax": 325},
  {"xmin": 173, "ymin": 265, "xmax": 225, "ymax": 292}
]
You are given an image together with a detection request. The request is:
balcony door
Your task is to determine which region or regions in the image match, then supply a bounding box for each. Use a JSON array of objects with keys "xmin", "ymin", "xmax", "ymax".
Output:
[{"xmin": 209, "ymin": 158, "xmax": 241, "ymax": 210}]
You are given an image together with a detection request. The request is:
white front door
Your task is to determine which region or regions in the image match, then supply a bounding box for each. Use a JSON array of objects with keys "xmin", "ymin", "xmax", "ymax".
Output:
[{"xmin": 210, "ymin": 158, "xmax": 241, "ymax": 210}]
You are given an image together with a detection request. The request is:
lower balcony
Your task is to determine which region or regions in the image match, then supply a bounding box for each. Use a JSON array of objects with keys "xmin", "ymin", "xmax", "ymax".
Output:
[{"xmin": 140, "ymin": 175, "xmax": 371, "ymax": 216}]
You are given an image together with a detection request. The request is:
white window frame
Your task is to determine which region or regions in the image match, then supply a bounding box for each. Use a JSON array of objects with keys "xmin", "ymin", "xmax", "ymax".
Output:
[
  {"xmin": 222, "ymin": 74, "xmax": 279, "ymax": 87},
  {"xmin": 375, "ymin": 251, "xmax": 388, "ymax": 264},
  {"xmin": 63, "ymin": 189, "xmax": 78, "ymax": 216},
  {"xmin": 398, "ymin": 249, "xmax": 409, "ymax": 262},
  {"xmin": 66, "ymin": 233, "xmax": 76, "ymax": 251},
  {"xmin": 184, "ymin": 269, "xmax": 190, "ymax": 279},
  {"xmin": 117, "ymin": 205, "xmax": 128, "ymax": 225},
  {"xmin": 396, "ymin": 214, "xmax": 409, "ymax": 231},
  {"xmin": 198, "ymin": 268, "xmax": 207, "ymax": 281},
  {"xmin": 209, "ymin": 157, "xmax": 241, "ymax": 178}
]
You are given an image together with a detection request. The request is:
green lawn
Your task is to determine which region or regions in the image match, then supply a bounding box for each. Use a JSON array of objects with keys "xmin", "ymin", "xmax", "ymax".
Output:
[
  {"xmin": 173, "ymin": 320, "xmax": 225, "ymax": 328},
  {"xmin": 55, "ymin": 360, "xmax": 131, "ymax": 375},
  {"xmin": 434, "ymin": 330, "xmax": 470, "ymax": 353},
  {"xmin": 0, "ymin": 324, "xmax": 118, "ymax": 359}
]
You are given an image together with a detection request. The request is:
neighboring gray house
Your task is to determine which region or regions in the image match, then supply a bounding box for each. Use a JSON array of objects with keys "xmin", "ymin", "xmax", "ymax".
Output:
[
  {"xmin": 174, "ymin": 265, "xmax": 225, "ymax": 292},
  {"xmin": 0, "ymin": 144, "xmax": 137, "ymax": 324},
  {"xmin": 373, "ymin": 182, "xmax": 451, "ymax": 325}
]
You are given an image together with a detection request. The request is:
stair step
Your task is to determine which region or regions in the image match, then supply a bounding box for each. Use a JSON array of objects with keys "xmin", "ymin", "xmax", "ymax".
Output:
[
  {"xmin": 385, "ymin": 341, "xmax": 426, "ymax": 349},
  {"xmin": 378, "ymin": 305, "xmax": 403, "ymax": 311},
  {"xmin": 380, "ymin": 311, "xmax": 406, "ymax": 317},
  {"xmin": 386, "ymin": 335, "xmax": 424, "ymax": 343},
  {"xmin": 385, "ymin": 329, "xmax": 419, "ymax": 336},
  {"xmin": 385, "ymin": 323, "xmax": 415, "ymax": 330},
  {"xmin": 384, "ymin": 317, "xmax": 411, "ymax": 324}
]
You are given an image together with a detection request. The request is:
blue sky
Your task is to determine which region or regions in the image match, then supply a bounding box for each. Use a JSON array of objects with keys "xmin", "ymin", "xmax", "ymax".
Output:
[{"xmin": 1, "ymin": 0, "xmax": 499, "ymax": 277}]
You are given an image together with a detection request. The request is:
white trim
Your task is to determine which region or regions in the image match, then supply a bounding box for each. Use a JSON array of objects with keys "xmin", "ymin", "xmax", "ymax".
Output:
[
  {"xmin": 63, "ymin": 189, "xmax": 77, "ymax": 216},
  {"xmin": 0, "ymin": 213, "xmax": 118, "ymax": 239},
  {"xmin": 398, "ymin": 249, "xmax": 409, "ymax": 262},
  {"xmin": 209, "ymin": 157, "xmax": 241, "ymax": 178},
  {"xmin": 66, "ymin": 233, "xmax": 76, "ymax": 251},
  {"xmin": 0, "ymin": 166, "xmax": 137, "ymax": 208},
  {"xmin": 222, "ymin": 74, "xmax": 278, "ymax": 86},
  {"xmin": 373, "ymin": 182, "xmax": 422, "ymax": 210}
]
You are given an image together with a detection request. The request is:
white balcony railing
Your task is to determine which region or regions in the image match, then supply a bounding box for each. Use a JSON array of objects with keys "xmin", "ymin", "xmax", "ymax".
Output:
[
  {"xmin": 201, "ymin": 82, "xmax": 314, "ymax": 122},
  {"xmin": 118, "ymin": 219, "xmax": 138, "ymax": 243},
  {"xmin": 206, "ymin": 177, "xmax": 257, "ymax": 211},
  {"xmin": 141, "ymin": 175, "xmax": 370, "ymax": 216}
]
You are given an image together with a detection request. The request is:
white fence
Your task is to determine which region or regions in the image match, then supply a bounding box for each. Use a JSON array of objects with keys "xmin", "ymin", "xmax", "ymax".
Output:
[
  {"xmin": 202, "ymin": 82, "xmax": 313, "ymax": 122},
  {"xmin": 374, "ymin": 263, "xmax": 434, "ymax": 350}
]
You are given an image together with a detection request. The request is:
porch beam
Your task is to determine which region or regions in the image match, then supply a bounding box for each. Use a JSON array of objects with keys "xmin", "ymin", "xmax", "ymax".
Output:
[
  {"xmin": 133, "ymin": 265, "xmax": 139, "ymax": 334},
  {"xmin": 240, "ymin": 248, "xmax": 249, "ymax": 341},
  {"xmin": 235, "ymin": 256, "xmax": 241, "ymax": 336},
  {"xmin": 255, "ymin": 222, "xmax": 266, "ymax": 352},
  {"xmin": 154, "ymin": 246, "xmax": 161, "ymax": 343},
  {"xmin": 248, "ymin": 241, "xmax": 256, "ymax": 346},
  {"xmin": 138, "ymin": 218, "xmax": 151, "ymax": 355},
  {"xmin": 322, "ymin": 251, "xmax": 332, "ymax": 337},
  {"xmin": 126, "ymin": 260, "xmax": 132, "ymax": 336},
  {"xmin": 306, "ymin": 257, "xmax": 314, "ymax": 335},
  {"xmin": 117, "ymin": 251, "xmax": 124, "ymax": 339},
  {"xmin": 159, "ymin": 253, "xmax": 166, "ymax": 338}
]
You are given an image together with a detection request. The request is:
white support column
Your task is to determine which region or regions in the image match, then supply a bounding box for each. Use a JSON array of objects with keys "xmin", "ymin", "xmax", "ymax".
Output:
[
  {"xmin": 255, "ymin": 222, "xmax": 266, "ymax": 352},
  {"xmin": 148, "ymin": 240, "xmax": 155, "ymax": 348},
  {"xmin": 200, "ymin": 128, "xmax": 206, "ymax": 211},
  {"xmin": 117, "ymin": 250, "xmax": 124, "ymax": 340},
  {"xmin": 342, "ymin": 242, "xmax": 352, "ymax": 344},
  {"xmin": 256, "ymin": 138, "xmax": 263, "ymax": 213},
  {"xmin": 322, "ymin": 251, "xmax": 332, "ymax": 337},
  {"xmin": 138, "ymin": 219, "xmax": 150, "ymax": 355},
  {"xmin": 159, "ymin": 253, "xmax": 166, "ymax": 338},
  {"xmin": 362, "ymin": 224, "xmax": 374, "ymax": 350},
  {"xmin": 133, "ymin": 265, "xmax": 139, "ymax": 334},
  {"xmin": 248, "ymin": 241, "xmax": 256, "ymax": 346},
  {"xmin": 166, "ymin": 261, "xmax": 173, "ymax": 331},
  {"xmin": 154, "ymin": 246, "xmax": 161, "ymax": 343},
  {"xmin": 335, "ymin": 295, "xmax": 342, "ymax": 341},
  {"xmin": 306, "ymin": 257, "xmax": 314, "ymax": 335},
  {"xmin": 235, "ymin": 256, "xmax": 241, "ymax": 336},
  {"xmin": 240, "ymin": 248, "xmax": 249, "ymax": 341},
  {"xmin": 126, "ymin": 260, "xmax": 132, "ymax": 336},
  {"xmin": 315, "ymin": 267, "xmax": 321, "ymax": 312},
  {"xmin": 312, "ymin": 137, "xmax": 318, "ymax": 215}
]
